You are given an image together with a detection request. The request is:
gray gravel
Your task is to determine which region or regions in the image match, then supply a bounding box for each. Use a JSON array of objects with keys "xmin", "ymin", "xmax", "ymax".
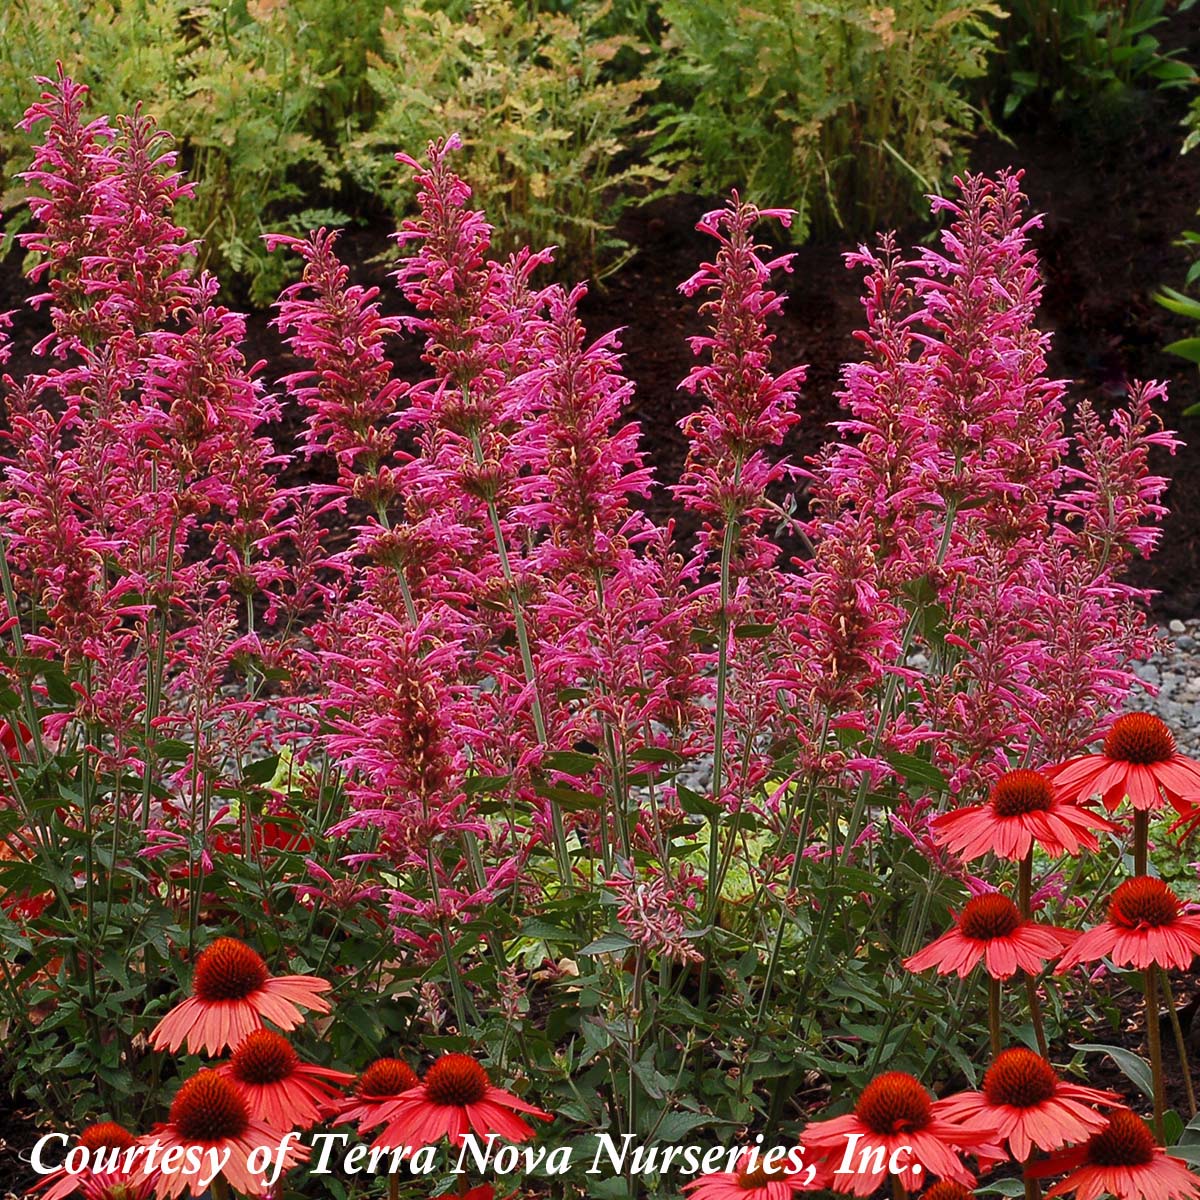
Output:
[
  {"xmin": 1127, "ymin": 619, "xmax": 1200, "ymax": 758},
  {"xmin": 675, "ymin": 621, "xmax": 1200, "ymax": 797}
]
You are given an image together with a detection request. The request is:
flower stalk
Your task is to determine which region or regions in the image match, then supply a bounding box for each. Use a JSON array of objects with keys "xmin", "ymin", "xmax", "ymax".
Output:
[{"xmin": 1145, "ymin": 964, "xmax": 1166, "ymax": 1140}]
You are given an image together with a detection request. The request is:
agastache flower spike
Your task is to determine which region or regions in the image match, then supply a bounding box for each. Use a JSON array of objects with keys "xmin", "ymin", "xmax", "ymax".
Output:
[{"xmin": 674, "ymin": 192, "xmax": 806, "ymax": 574}]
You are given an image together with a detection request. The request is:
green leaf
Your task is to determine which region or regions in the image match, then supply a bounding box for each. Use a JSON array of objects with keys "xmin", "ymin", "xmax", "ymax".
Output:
[
  {"xmin": 465, "ymin": 772, "xmax": 512, "ymax": 796},
  {"xmin": 1165, "ymin": 1109, "xmax": 1185, "ymax": 1147},
  {"xmin": 649, "ymin": 1110, "xmax": 720, "ymax": 1143},
  {"xmin": 1070, "ymin": 1042, "xmax": 1154, "ymax": 1099},
  {"xmin": 1164, "ymin": 338, "xmax": 1200, "ymax": 364},
  {"xmin": 978, "ymin": 1179, "xmax": 1026, "ymax": 1197},
  {"xmin": 337, "ymin": 1002, "xmax": 385, "ymax": 1048},
  {"xmin": 677, "ymin": 785, "xmax": 720, "ymax": 818},
  {"xmin": 43, "ymin": 667, "xmax": 75, "ymax": 706},
  {"xmin": 629, "ymin": 747, "xmax": 682, "ymax": 766},
  {"xmin": 589, "ymin": 1178, "xmax": 633, "ymax": 1200},
  {"xmin": 243, "ymin": 754, "xmax": 280, "ymax": 784},
  {"xmin": 886, "ymin": 752, "xmax": 947, "ymax": 792},
  {"xmin": 543, "ymin": 749, "xmax": 600, "ymax": 775},
  {"xmin": 1179, "ymin": 1110, "xmax": 1200, "ymax": 1146},
  {"xmin": 578, "ymin": 933, "xmax": 635, "ymax": 956},
  {"xmin": 520, "ymin": 918, "xmax": 572, "ymax": 941},
  {"xmin": 1155, "ymin": 287, "xmax": 1200, "ymax": 318},
  {"xmin": 537, "ymin": 784, "xmax": 602, "ymax": 811}
]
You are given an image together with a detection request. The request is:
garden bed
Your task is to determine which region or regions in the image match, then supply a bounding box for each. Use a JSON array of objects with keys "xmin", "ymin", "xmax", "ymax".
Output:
[{"xmin": 5, "ymin": 6, "xmax": 1200, "ymax": 1200}]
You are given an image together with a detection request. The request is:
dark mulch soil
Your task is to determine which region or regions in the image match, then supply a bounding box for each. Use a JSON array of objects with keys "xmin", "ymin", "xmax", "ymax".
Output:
[
  {"xmin": 1074, "ymin": 965, "xmax": 1200, "ymax": 1120},
  {"xmin": 586, "ymin": 79, "xmax": 1200, "ymax": 616},
  {"xmin": 0, "ymin": 1090, "xmax": 39, "ymax": 1198}
]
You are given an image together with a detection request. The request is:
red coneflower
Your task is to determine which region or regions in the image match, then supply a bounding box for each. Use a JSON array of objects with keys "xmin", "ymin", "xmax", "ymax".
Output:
[
  {"xmin": 331, "ymin": 1056, "xmax": 422, "ymax": 1135},
  {"xmin": 372, "ymin": 1053, "xmax": 553, "ymax": 1149},
  {"xmin": 938, "ymin": 1048, "xmax": 1119, "ymax": 1161},
  {"xmin": 800, "ymin": 1071, "xmax": 997, "ymax": 1194},
  {"xmin": 1049, "ymin": 714, "xmax": 1200, "ymax": 816},
  {"xmin": 1031, "ymin": 1110, "xmax": 1200, "ymax": 1200},
  {"xmin": 1057, "ymin": 877, "xmax": 1200, "ymax": 973},
  {"xmin": 681, "ymin": 1147, "xmax": 830, "ymax": 1200},
  {"xmin": 149, "ymin": 937, "xmax": 331, "ymax": 1055},
  {"xmin": 933, "ymin": 770, "xmax": 1115, "ymax": 862},
  {"xmin": 218, "ymin": 1028, "xmax": 354, "ymax": 1132},
  {"xmin": 139, "ymin": 1070, "xmax": 305, "ymax": 1198},
  {"xmin": 33, "ymin": 1122, "xmax": 154, "ymax": 1200},
  {"xmin": 904, "ymin": 893, "xmax": 1074, "ymax": 979}
]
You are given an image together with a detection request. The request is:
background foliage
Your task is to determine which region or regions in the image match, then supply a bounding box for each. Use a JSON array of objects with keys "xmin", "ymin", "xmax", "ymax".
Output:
[{"xmin": 0, "ymin": 1, "xmax": 1190, "ymax": 299}]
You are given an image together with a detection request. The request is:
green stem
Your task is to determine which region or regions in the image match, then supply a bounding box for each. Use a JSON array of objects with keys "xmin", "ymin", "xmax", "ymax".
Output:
[
  {"xmin": 704, "ymin": 500, "xmax": 739, "ymax": 923},
  {"xmin": 753, "ymin": 748, "xmax": 829, "ymax": 1032},
  {"xmin": 1160, "ymin": 966, "xmax": 1197, "ymax": 1119},
  {"xmin": 1025, "ymin": 977, "xmax": 1049, "ymax": 1058},
  {"xmin": 470, "ymin": 435, "xmax": 572, "ymax": 885},
  {"xmin": 793, "ymin": 497, "xmax": 962, "ymax": 1026},
  {"xmin": 210, "ymin": 1176, "xmax": 232, "ymax": 1200},
  {"xmin": 0, "ymin": 529, "xmax": 46, "ymax": 767},
  {"xmin": 1018, "ymin": 853, "xmax": 1047, "ymax": 1056},
  {"xmin": 1145, "ymin": 966, "xmax": 1166, "ymax": 1140},
  {"xmin": 430, "ymin": 851, "xmax": 472, "ymax": 1031},
  {"xmin": 989, "ymin": 975, "xmax": 1002, "ymax": 1057},
  {"xmin": 140, "ymin": 515, "xmax": 179, "ymax": 830},
  {"xmin": 1018, "ymin": 853, "xmax": 1033, "ymax": 916}
]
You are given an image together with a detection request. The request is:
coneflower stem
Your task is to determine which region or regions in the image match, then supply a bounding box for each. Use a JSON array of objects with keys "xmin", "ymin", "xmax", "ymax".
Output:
[
  {"xmin": 1159, "ymin": 966, "xmax": 1198, "ymax": 1118},
  {"xmin": 1133, "ymin": 809, "xmax": 1149, "ymax": 878},
  {"xmin": 1145, "ymin": 966, "xmax": 1166, "ymax": 1140},
  {"xmin": 210, "ymin": 1178, "xmax": 232, "ymax": 1200},
  {"xmin": 389, "ymin": 1174, "xmax": 401, "ymax": 1200},
  {"xmin": 1018, "ymin": 852, "xmax": 1033, "ymax": 916},
  {"xmin": 892, "ymin": 1176, "xmax": 909, "ymax": 1200},
  {"xmin": 1023, "ymin": 1157, "xmax": 1042, "ymax": 1200},
  {"xmin": 1018, "ymin": 853, "xmax": 1048, "ymax": 1056},
  {"xmin": 1025, "ymin": 977, "xmax": 1049, "ymax": 1058},
  {"xmin": 988, "ymin": 976, "xmax": 1002, "ymax": 1057}
]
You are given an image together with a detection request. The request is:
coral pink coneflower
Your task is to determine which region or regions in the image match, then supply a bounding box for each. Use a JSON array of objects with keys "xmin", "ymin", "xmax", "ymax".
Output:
[
  {"xmin": 904, "ymin": 893, "xmax": 1074, "ymax": 980},
  {"xmin": 149, "ymin": 937, "xmax": 331, "ymax": 1055},
  {"xmin": 33, "ymin": 1122, "xmax": 154, "ymax": 1200},
  {"xmin": 934, "ymin": 770, "xmax": 1115, "ymax": 862},
  {"xmin": 330, "ymin": 1056, "xmax": 421, "ymax": 1134},
  {"xmin": 918, "ymin": 1185, "xmax": 976, "ymax": 1200},
  {"xmin": 139, "ymin": 1070, "xmax": 306, "ymax": 1198},
  {"xmin": 1049, "ymin": 714, "xmax": 1200, "ymax": 816},
  {"xmin": 1031, "ymin": 1110, "xmax": 1200, "ymax": 1200},
  {"xmin": 681, "ymin": 1147, "xmax": 830, "ymax": 1200},
  {"xmin": 218, "ymin": 1028, "xmax": 354, "ymax": 1132},
  {"xmin": 372, "ymin": 1053, "xmax": 553, "ymax": 1149},
  {"xmin": 1057, "ymin": 877, "xmax": 1200, "ymax": 973},
  {"xmin": 800, "ymin": 1071, "xmax": 997, "ymax": 1194},
  {"xmin": 938, "ymin": 1048, "xmax": 1119, "ymax": 1161}
]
